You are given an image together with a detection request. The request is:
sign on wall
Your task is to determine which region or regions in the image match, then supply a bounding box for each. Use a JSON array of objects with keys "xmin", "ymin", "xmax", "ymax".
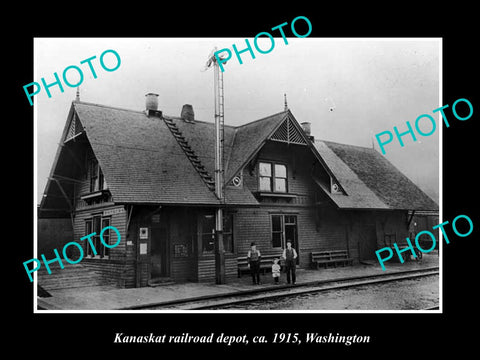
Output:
[
  {"xmin": 174, "ymin": 244, "xmax": 188, "ymax": 258},
  {"xmin": 139, "ymin": 227, "xmax": 148, "ymax": 239}
]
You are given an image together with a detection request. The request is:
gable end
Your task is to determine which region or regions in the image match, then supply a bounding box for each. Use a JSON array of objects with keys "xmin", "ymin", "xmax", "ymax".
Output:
[{"xmin": 269, "ymin": 116, "xmax": 308, "ymax": 145}]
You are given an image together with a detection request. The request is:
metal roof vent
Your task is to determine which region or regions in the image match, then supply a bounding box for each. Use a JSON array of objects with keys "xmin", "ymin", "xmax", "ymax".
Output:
[{"xmin": 145, "ymin": 93, "xmax": 162, "ymax": 117}]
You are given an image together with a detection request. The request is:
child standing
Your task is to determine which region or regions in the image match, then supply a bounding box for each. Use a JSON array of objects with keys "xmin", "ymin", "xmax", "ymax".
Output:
[{"xmin": 272, "ymin": 258, "xmax": 281, "ymax": 284}]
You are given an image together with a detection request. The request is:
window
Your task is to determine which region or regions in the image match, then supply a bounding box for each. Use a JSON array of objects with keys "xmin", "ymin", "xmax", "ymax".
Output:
[
  {"xmin": 200, "ymin": 214, "xmax": 234, "ymax": 253},
  {"xmin": 271, "ymin": 214, "xmax": 297, "ymax": 249},
  {"xmin": 223, "ymin": 214, "xmax": 234, "ymax": 253},
  {"xmin": 259, "ymin": 162, "xmax": 272, "ymax": 191},
  {"xmin": 201, "ymin": 215, "xmax": 215, "ymax": 253},
  {"xmin": 101, "ymin": 218, "xmax": 111, "ymax": 257},
  {"xmin": 274, "ymin": 164, "xmax": 287, "ymax": 192},
  {"xmin": 259, "ymin": 162, "xmax": 287, "ymax": 193},
  {"xmin": 89, "ymin": 157, "xmax": 107, "ymax": 192},
  {"xmin": 271, "ymin": 215, "xmax": 283, "ymax": 248},
  {"xmin": 85, "ymin": 216, "xmax": 111, "ymax": 258}
]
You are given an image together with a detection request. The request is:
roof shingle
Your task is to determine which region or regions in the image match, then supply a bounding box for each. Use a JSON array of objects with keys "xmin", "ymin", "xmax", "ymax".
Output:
[
  {"xmin": 48, "ymin": 101, "xmax": 436, "ymax": 211},
  {"xmin": 315, "ymin": 140, "xmax": 439, "ymax": 211},
  {"xmin": 74, "ymin": 102, "xmax": 220, "ymax": 205}
]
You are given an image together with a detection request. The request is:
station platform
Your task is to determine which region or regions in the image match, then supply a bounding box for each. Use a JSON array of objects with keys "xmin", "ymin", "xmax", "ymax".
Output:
[{"xmin": 36, "ymin": 252, "xmax": 439, "ymax": 311}]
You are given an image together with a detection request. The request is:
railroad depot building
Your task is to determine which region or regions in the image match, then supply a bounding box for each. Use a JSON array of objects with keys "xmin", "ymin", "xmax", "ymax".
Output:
[{"xmin": 38, "ymin": 96, "xmax": 438, "ymax": 288}]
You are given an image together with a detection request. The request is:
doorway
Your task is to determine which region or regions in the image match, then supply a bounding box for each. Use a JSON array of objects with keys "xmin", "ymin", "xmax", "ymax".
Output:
[
  {"xmin": 358, "ymin": 224, "xmax": 377, "ymax": 261},
  {"xmin": 271, "ymin": 214, "xmax": 299, "ymax": 264},
  {"xmin": 284, "ymin": 215, "xmax": 299, "ymax": 264},
  {"xmin": 151, "ymin": 227, "xmax": 169, "ymax": 278}
]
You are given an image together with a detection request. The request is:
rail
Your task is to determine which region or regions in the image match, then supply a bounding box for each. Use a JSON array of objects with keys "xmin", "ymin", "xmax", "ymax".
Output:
[{"xmin": 127, "ymin": 266, "xmax": 439, "ymax": 310}]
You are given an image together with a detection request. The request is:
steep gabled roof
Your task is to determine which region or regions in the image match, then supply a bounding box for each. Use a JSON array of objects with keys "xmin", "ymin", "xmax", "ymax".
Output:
[
  {"xmin": 315, "ymin": 140, "xmax": 439, "ymax": 211},
  {"xmin": 73, "ymin": 101, "xmax": 221, "ymax": 205},
  {"xmin": 226, "ymin": 110, "xmax": 288, "ymax": 181},
  {"xmin": 40, "ymin": 100, "xmax": 438, "ymax": 212},
  {"xmin": 314, "ymin": 141, "xmax": 388, "ymax": 209}
]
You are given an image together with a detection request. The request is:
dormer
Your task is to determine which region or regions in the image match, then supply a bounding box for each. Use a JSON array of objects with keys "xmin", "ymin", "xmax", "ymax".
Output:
[{"xmin": 79, "ymin": 149, "xmax": 110, "ymax": 204}]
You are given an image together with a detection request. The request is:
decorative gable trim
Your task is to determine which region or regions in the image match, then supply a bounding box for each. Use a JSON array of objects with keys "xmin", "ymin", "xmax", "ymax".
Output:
[
  {"xmin": 64, "ymin": 112, "xmax": 84, "ymax": 143},
  {"xmin": 269, "ymin": 116, "xmax": 308, "ymax": 145}
]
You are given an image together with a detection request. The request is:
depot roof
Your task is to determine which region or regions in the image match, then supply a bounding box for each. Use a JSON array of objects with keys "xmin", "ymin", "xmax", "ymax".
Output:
[
  {"xmin": 40, "ymin": 100, "xmax": 438, "ymax": 212},
  {"xmin": 314, "ymin": 140, "xmax": 439, "ymax": 211}
]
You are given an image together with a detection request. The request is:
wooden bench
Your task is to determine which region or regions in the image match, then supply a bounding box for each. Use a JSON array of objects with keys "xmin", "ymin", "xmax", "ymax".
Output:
[
  {"xmin": 311, "ymin": 250, "xmax": 353, "ymax": 269},
  {"xmin": 237, "ymin": 254, "xmax": 282, "ymax": 277}
]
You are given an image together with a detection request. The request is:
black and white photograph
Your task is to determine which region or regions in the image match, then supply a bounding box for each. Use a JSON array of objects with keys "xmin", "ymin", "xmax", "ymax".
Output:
[{"xmin": 34, "ymin": 37, "xmax": 441, "ymax": 312}]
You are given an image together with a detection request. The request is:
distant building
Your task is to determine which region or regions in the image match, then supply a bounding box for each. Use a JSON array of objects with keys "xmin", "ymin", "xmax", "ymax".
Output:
[{"xmin": 38, "ymin": 96, "xmax": 438, "ymax": 288}]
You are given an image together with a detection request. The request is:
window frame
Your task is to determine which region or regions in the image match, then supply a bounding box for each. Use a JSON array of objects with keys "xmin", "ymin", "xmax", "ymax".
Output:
[
  {"xmin": 273, "ymin": 163, "xmax": 287, "ymax": 193},
  {"xmin": 222, "ymin": 213, "xmax": 234, "ymax": 253},
  {"xmin": 199, "ymin": 213, "xmax": 235, "ymax": 254},
  {"xmin": 271, "ymin": 214, "xmax": 284, "ymax": 248},
  {"xmin": 84, "ymin": 215, "xmax": 111, "ymax": 259},
  {"xmin": 88, "ymin": 157, "xmax": 107, "ymax": 193},
  {"xmin": 200, "ymin": 214, "xmax": 216, "ymax": 253},
  {"xmin": 258, "ymin": 162, "xmax": 273, "ymax": 192},
  {"xmin": 270, "ymin": 214, "xmax": 297, "ymax": 249},
  {"xmin": 258, "ymin": 161, "xmax": 288, "ymax": 193}
]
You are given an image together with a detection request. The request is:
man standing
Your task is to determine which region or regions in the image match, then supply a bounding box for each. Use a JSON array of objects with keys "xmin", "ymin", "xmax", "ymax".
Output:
[
  {"xmin": 247, "ymin": 242, "xmax": 261, "ymax": 285},
  {"xmin": 282, "ymin": 240, "xmax": 298, "ymax": 285}
]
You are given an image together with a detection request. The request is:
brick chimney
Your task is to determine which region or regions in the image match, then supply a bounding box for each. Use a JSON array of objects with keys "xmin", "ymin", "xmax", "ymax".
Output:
[
  {"xmin": 301, "ymin": 122, "xmax": 314, "ymax": 141},
  {"xmin": 181, "ymin": 104, "xmax": 195, "ymax": 123}
]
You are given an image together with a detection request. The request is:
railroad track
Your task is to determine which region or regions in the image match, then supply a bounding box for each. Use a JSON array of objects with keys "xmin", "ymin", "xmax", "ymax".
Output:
[{"xmin": 133, "ymin": 267, "xmax": 439, "ymax": 310}]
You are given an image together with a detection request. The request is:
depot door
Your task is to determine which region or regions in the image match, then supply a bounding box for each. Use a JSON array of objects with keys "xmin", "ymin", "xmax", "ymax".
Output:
[
  {"xmin": 358, "ymin": 224, "xmax": 377, "ymax": 260},
  {"xmin": 284, "ymin": 215, "xmax": 299, "ymax": 265},
  {"xmin": 151, "ymin": 227, "xmax": 169, "ymax": 278}
]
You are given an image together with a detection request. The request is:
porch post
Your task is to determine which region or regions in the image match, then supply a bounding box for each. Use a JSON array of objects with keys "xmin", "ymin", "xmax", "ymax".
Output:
[{"xmin": 215, "ymin": 209, "xmax": 225, "ymax": 284}]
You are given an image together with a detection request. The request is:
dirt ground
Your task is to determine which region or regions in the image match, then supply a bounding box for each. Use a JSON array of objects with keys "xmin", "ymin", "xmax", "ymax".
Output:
[{"xmin": 221, "ymin": 274, "xmax": 439, "ymax": 310}]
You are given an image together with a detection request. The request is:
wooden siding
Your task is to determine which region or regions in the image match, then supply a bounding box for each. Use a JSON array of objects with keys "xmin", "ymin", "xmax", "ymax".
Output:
[
  {"xmin": 236, "ymin": 140, "xmax": 353, "ymax": 267},
  {"xmin": 198, "ymin": 254, "xmax": 238, "ymax": 282},
  {"xmin": 243, "ymin": 140, "xmax": 321, "ymax": 203},
  {"xmin": 234, "ymin": 206, "xmax": 349, "ymax": 268},
  {"xmin": 37, "ymin": 218, "xmax": 73, "ymax": 254},
  {"xmin": 59, "ymin": 135, "xmax": 413, "ymax": 288},
  {"xmin": 168, "ymin": 208, "xmax": 197, "ymax": 281},
  {"xmin": 72, "ymin": 205, "xmax": 128, "ymax": 287}
]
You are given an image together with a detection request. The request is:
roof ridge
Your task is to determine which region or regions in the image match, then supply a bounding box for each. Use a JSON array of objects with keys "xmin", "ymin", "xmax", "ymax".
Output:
[
  {"xmin": 234, "ymin": 109, "xmax": 289, "ymax": 129},
  {"xmin": 75, "ymin": 101, "xmax": 288, "ymax": 130},
  {"xmin": 317, "ymin": 139, "xmax": 377, "ymax": 152},
  {"xmin": 74, "ymin": 100, "xmax": 145, "ymax": 115},
  {"xmin": 164, "ymin": 115, "xmax": 236, "ymax": 129}
]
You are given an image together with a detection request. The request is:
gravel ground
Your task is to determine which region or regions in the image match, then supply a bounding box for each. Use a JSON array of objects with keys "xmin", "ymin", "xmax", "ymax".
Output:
[{"xmin": 219, "ymin": 274, "xmax": 439, "ymax": 310}]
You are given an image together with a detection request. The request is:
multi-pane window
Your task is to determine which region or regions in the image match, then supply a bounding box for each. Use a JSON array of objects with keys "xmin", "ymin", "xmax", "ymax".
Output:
[
  {"xmin": 274, "ymin": 164, "xmax": 287, "ymax": 192},
  {"xmin": 223, "ymin": 214, "xmax": 234, "ymax": 253},
  {"xmin": 201, "ymin": 215, "xmax": 216, "ymax": 253},
  {"xmin": 259, "ymin": 162, "xmax": 287, "ymax": 193},
  {"xmin": 89, "ymin": 157, "xmax": 106, "ymax": 192},
  {"xmin": 200, "ymin": 214, "xmax": 234, "ymax": 253},
  {"xmin": 259, "ymin": 162, "xmax": 272, "ymax": 192},
  {"xmin": 271, "ymin": 215, "xmax": 283, "ymax": 248},
  {"xmin": 85, "ymin": 216, "xmax": 110, "ymax": 258},
  {"xmin": 271, "ymin": 214, "xmax": 297, "ymax": 249}
]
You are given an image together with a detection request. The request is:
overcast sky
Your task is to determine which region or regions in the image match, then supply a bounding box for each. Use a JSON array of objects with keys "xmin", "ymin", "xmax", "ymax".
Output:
[{"xmin": 34, "ymin": 37, "xmax": 440, "ymax": 204}]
